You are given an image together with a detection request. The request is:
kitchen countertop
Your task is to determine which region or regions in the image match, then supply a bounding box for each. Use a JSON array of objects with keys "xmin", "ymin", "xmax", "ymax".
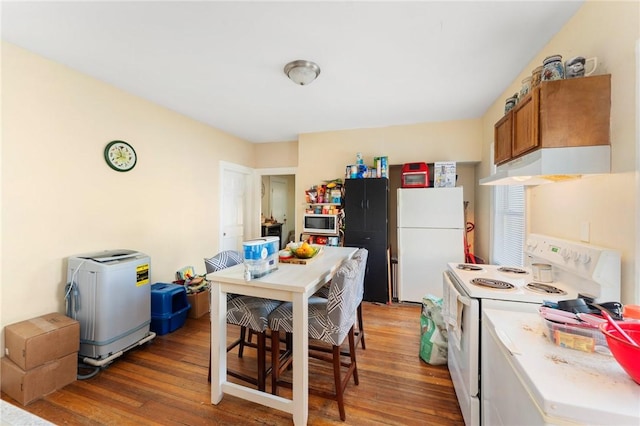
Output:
[{"xmin": 484, "ymin": 309, "xmax": 640, "ymax": 425}]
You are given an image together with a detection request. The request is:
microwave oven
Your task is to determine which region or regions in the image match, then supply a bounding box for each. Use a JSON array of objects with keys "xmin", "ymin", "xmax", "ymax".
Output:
[{"xmin": 303, "ymin": 214, "xmax": 339, "ymax": 235}]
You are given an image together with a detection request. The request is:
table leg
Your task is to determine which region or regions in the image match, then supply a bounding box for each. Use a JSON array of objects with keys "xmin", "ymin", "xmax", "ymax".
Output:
[
  {"xmin": 211, "ymin": 282, "xmax": 227, "ymax": 404},
  {"xmin": 292, "ymin": 292, "xmax": 309, "ymax": 425}
]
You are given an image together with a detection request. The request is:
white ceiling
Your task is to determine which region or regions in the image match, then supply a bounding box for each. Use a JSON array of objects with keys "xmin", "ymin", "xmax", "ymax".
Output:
[{"xmin": 1, "ymin": 1, "xmax": 584, "ymax": 143}]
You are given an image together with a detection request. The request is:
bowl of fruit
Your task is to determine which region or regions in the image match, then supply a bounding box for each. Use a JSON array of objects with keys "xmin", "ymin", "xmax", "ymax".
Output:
[{"xmin": 288, "ymin": 242, "xmax": 322, "ymax": 259}]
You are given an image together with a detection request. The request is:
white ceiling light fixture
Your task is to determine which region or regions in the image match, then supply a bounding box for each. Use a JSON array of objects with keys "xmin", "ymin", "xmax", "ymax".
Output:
[{"xmin": 284, "ymin": 60, "xmax": 321, "ymax": 85}]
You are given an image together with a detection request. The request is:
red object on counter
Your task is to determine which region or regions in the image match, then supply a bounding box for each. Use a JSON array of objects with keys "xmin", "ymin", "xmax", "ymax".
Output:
[
  {"xmin": 401, "ymin": 162, "xmax": 429, "ymax": 188},
  {"xmin": 314, "ymin": 236, "xmax": 328, "ymax": 245},
  {"xmin": 599, "ymin": 321, "xmax": 640, "ymax": 384},
  {"xmin": 623, "ymin": 305, "xmax": 640, "ymax": 320}
]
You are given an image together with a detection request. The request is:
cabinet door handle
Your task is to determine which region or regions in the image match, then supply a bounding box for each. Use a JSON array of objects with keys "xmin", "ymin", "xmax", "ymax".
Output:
[
  {"xmin": 360, "ymin": 200, "xmax": 364, "ymax": 209},
  {"xmin": 366, "ymin": 200, "xmax": 369, "ymax": 209}
]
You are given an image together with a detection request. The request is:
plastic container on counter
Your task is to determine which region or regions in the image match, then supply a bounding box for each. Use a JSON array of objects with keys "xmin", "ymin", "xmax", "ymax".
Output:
[
  {"xmin": 242, "ymin": 236, "xmax": 279, "ymax": 280},
  {"xmin": 623, "ymin": 304, "xmax": 640, "ymax": 321},
  {"xmin": 543, "ymin": 318, "xmax": 609, "ymax": 353}
]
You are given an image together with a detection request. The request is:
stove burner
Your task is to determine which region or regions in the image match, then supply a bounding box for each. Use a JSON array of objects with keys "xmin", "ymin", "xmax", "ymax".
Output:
[
  {"xmin": 498, "ymin": 266, "xmax": 528, "ymax": 274},
  {"xmin": 525, "ymin": 282, "xmax": 567, "ymax": 295},
  {"xmin": 470, "ymin": 278, "xmax": 515, "ymax": 290},
  {"xmin": 457, "ymin": 264, "xmax": 483, "ymax": 271}
]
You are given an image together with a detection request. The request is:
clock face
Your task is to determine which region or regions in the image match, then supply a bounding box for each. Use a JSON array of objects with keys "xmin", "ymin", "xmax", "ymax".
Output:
[{"xmin": 104, "ymin": 140, "xmax": 137, "ymax": 172}]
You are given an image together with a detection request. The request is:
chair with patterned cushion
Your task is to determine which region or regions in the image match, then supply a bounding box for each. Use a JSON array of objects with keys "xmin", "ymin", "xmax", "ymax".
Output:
[
  {"xmin": 205, "ymin": 250, "xmax": 281, "ymax": 391},
  {"xmin": 269, "ymin": 255, "xmax": 364, "ymax": 421},
  {"xmin": 204, "ymin": 250, "xmax": 243, "ymax": 278},
  {"xmin": 313, "ymin": 248, "xmax": 368, "ymax": 349},
  {"xmin": 225, "ymin": 295, "xmax": 282, "ymax": 391},
  {"xmin": 204, "ymin": 250, "xmax": 248, "ymax": 355}
]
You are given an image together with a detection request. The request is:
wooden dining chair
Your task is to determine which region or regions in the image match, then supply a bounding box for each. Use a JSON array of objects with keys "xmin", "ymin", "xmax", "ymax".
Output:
[
  {"xmin": 268, "ymin": 252, "xmax": 365, "ymax": 421},
  {"xmin": 205, "ymin": 250, "xmax": 281, "ymax": 391}
]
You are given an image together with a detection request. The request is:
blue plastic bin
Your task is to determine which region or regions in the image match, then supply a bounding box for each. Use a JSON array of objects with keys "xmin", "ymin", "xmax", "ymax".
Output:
[{"xmin": 150, "ymin": 283, "xmax": 190, "ymax": 335}]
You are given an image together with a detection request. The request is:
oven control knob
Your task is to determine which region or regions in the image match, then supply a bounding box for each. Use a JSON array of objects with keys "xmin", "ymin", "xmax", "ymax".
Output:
[
  {"xmin": 526, "ymin": 239, "xmax": 538, "ymax": 250},
  {"xmin": 560, "ymin": 248, "xmax": 571, "ymax": 260},
  {"xmin": 571, "ymin": 250, "xmax": 580, "ymax": 261}
]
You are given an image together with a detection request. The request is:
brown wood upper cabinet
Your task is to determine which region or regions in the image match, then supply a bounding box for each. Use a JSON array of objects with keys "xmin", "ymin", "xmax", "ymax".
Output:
[{"xmin": 494, "ymin": 74, "xmax": 611, "ymax": 165}]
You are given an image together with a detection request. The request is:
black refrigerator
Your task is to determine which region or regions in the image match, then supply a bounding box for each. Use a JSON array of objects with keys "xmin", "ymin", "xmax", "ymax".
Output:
[{"xmin": 343, "ymin": 178, "xmax": 388, "ymax": 303}]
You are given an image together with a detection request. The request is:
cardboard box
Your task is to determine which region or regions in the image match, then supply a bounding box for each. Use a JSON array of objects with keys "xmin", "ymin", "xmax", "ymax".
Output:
[
  {"xmin": 4, "ymin": 313, "xmax": 80, "ymax": 370},
  {"xmin": 1, "ymin": 353, "xmax": 77, "ymax": 405},
  {"xmin": 187, "ymin": 290, "xmax": 210, "ymax": 319},
  {"xmin": 434, "ymin": 161, "xmax": 457, "ymax": 188}
]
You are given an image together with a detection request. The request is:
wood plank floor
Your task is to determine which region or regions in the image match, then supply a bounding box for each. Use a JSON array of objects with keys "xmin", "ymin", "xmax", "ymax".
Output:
[{"xmin": 2, "ymin": 302, "xmax": 464, "ymax": 425}]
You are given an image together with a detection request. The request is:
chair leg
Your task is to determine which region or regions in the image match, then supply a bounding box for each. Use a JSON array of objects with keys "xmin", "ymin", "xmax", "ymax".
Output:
[
  {"xmin": 286, "ymin": 332, "xmax": 293, "ymax": 369},
  {"xmin": 348, "ymin": 326, "xmax": 359, "ymax": 386},
  {"xmin": 257, "ymin": 331, "xmax": 267, "ymax": 392},
  {"xmin": 356, "ymin": 303, "xmax": 365, "ymax": 350},
  {"xmin": 238, "ymin": 326, "xmax": 247, "ymax": 358},
  {"xmin": 271, "ymin": 329, "xmax": 280, "ymax": 395},
  {"xmin": 332, "ymin": 344, "xmax": 346, "ymax": 421}
]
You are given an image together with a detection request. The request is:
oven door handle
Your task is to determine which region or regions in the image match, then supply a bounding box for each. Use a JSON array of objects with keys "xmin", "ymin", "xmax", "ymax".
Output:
[
  {"xmin": 456, "ymin": 293, "xmax": 472, "ymax": 307},
  {"xmin": 445, "ymin": 271, "xmax": 472, "ymax": 307}
]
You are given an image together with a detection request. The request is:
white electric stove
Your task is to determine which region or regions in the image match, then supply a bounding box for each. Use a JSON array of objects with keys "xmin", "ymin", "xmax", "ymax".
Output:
[
  {"xmin": 448, "ymin": 263, "xmax": 579, "ymax": 303},
  {"xmin": 449, "ymin": 233, "xmax": 622, "ymax": 304},
  {"xmin": 443, "ymin": 234, "xmax": 623, "ymax": 426}
]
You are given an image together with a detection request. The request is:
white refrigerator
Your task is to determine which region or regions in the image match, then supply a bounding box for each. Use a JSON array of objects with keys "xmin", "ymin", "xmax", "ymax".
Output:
[{"xmin": 397, "ymin": 187, "xmax": 464, "ymax": 302}]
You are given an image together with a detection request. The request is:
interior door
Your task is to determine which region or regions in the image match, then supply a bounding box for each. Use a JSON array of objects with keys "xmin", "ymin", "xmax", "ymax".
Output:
[
  {"xmin": 220, "ymin": 163, "xmax": 252, "ymax": 252},
  {"xmin": 269, "ymin": 176, "xmax": 288, "ymax": 248}
]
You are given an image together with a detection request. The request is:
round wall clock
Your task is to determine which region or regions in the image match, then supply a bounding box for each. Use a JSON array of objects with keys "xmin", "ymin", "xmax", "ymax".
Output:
[{"xmin": 104, "ymin": 140, "xmax": 137, "ymax": 172}]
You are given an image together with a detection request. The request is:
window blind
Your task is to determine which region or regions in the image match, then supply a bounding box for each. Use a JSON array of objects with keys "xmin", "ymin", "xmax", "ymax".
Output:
[{"xmin": 492, "ymin": 185, "xmax": 525, "ymax": 266}]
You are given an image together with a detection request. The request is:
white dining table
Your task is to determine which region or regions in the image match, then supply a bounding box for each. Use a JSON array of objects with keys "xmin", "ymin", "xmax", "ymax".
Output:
[{"xmin": 207, "ymin": 245, "xmax": 358, "ymax": 425}]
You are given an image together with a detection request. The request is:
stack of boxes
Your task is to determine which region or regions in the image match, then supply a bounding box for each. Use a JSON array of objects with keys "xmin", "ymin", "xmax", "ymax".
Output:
[{"xmin": 1, "ymin": 313, "xmax": 79, "ymax": 405}]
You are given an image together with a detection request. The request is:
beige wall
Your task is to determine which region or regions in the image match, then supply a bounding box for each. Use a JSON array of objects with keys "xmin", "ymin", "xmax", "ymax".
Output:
[
  {"xmin": 295, "ymin": 120, "xmax": 482, "ymax": 235},
  {"xmin": 475, "ymin": 1, "xmax": 639, "ymax": 303},
  {"xmin": 255, "ymin": 141, "xmax": 298, "ymax": 168},
  {"xmin": 1, "ymin": 42, "xmax": 255, "ymax": 336}
]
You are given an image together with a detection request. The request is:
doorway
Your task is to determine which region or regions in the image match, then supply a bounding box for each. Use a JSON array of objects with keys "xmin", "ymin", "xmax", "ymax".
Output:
[
  {"xmin": 219, "ymin": 161, "xmax": 254, "ymax": 251},
  {"xmin": 257, "ymin": 167, "xmax": 297, "ymax": 248}
]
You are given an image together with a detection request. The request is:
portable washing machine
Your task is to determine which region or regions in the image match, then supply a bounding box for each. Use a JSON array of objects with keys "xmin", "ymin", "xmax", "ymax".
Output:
[{"xmin": 66, "ymin": 249, "xmax": 155, "ymax": 366}]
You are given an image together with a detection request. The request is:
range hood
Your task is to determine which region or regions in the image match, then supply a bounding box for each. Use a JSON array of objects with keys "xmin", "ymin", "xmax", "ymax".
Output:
[{"xmin": 479, "ymin": 145, "xmax": 611, "ymax": 186}]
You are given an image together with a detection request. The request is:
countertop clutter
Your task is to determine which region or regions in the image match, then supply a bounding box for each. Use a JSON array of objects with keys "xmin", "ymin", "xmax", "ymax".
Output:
[
  {"xmin": 346, "ymin": 153, "xmax": 388, "ymax": 179},
  {"xmin": 484, "ymin": 309, "xmax": 640, "ymax": 425}
]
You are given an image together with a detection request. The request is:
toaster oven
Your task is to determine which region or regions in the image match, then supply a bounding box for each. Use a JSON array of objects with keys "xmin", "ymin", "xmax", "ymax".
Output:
[{"xmin": 401, "ymin": 162, "xmax": 430, "ymax": 188}]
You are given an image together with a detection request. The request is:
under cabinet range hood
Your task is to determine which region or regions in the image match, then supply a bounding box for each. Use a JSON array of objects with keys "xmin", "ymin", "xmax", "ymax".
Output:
[{"xmin": 479, "ymin": 145, "xmax": 611, "ymax": 186}]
